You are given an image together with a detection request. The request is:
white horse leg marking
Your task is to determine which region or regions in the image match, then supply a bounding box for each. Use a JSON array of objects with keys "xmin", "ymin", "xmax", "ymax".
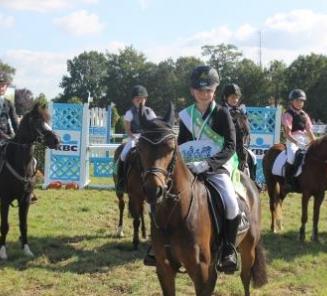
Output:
[
  {"xmin": 0, "ymin": 245, "xmax": 8, "ymax": 260},
  {"xmin": 23, "ymin": 244, "xmax": 34, "ymax": 257},
  {"xmin": 116, "ymin": 226, "xmax": 124, "ymax": 238}
]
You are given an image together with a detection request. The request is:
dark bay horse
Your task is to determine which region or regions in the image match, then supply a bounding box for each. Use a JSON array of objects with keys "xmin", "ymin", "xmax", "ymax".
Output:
[
  {"xmin": 263, "ymin": 135, "xmax": 327, "ymax": 241},
  {"xmin": 113, "ymin": 144, "xmax": 146, "ymax": 249},
  {"xmin": 137, "ymin": 104, "xmax": 267, "ymax": 296},
  {"xmin": 0, "ymin": 102, "xmax": 59, "ymax": 259},
  {"xmin": 231, "ymin": 108, "xmax": 257, "ymax": 182}
]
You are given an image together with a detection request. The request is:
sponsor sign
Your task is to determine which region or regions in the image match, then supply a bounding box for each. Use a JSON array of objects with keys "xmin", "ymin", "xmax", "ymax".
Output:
[
  {"xmin": 53, "ymin": 131, "xmax": 81, "ymax": 156},
  {"xmin": 249, "ymin": 134, "xmax": 274, "ymax": 160}
]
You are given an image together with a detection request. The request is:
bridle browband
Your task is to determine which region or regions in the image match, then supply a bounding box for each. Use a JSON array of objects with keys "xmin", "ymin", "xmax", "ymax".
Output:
[{"xmin": 140, "ymin": 130, "xmax": 178, "ymax": 193}]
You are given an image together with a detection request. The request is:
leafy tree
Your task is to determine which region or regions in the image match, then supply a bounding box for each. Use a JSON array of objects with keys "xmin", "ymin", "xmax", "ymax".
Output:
[
  {"xmin": 233, "ymin": 59, "xmax": 268, "ymax": 106},
  {"xmin": 145, "ymin": 59, "xmax": 178, "ymax": 114},
  {"xmin": 265, "ymin": 60, "xmax": 288, "ymax": 105},
  {"xmin": 0, "ymin": 60, "xmax": 15, "ymax": 76},
  {"xmin": 104, "ymin": 46, "xmax": 155, "ymax": 114},
  {"xmin": 59, "ymin": 51, "xmax": 107, "ymax": 103},
  {"xmin": 202, "ymin": 44, "xmax": 243, "ymax": 92}
]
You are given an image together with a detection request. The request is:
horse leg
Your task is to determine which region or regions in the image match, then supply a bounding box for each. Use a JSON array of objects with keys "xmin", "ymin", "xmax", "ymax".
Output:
[
  {"xmin": 311, "ymin": 191, "xmax": 325, "ymax": 242},
  {"xmin": 276, "ymin": 197, "xmax": 284, "ymax": 232},
  {"xmin": 129, "ymin": 199, "xmax": 141, "ymax": 250},
  {"xmin": 141, "ymin": 202, "xmax": 146, "ymax": 239},
  {"xmin": 268, "ymin": 181, "xmax": 281, "ymax": 232},
  {"xmin": 299, "ymin": 192, "xmax": 310, "ymax": 242},
  {"xmin": 0, "ymin": 201, "xmax": 10, "ymax": 260},
  {"xmin": 184, "ymin": 248, "xmax": 216, "ymax": 296},
  {"xmin": 116, "ymin": 192, "xmax": 125, "ymax": 238},
  {"xmin": 195, "ymin": 266, "xmax": 217, "ymax": 296},
  {"xmin": 156, "ymin": 259, "xmax": 177, "ymax": 296},
  {"xmin": 19, "ymin": 197, "xmax": 34, "ymax": 257},
  {"xmin": 239, "ymin": 234, "xmax": 255, "ymax": 296}
]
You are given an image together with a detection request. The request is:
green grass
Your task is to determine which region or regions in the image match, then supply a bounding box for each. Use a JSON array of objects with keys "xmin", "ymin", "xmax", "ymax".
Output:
[{"xmin": 0, "ymin": 189, "xmax": 326, "ymax": 295}]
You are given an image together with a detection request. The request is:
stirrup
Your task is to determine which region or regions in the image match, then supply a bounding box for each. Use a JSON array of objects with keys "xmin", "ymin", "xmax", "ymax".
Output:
[{"xmin": 216, "ymin": 244, "xmax": 239, "ymax": 274}]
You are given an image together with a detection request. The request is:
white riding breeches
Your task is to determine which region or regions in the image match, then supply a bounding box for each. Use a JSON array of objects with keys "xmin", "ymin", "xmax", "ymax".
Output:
[
  {"xmin": 207, "ymin": 173, "xmax": 239, "ymax": 220},
  {"xmin": 286, "ymin": 134, "xmax": 309, "ymax": 164},
  {"xmin": 120, "ymin": 135, "xmax": 140, "ymax": 162}
]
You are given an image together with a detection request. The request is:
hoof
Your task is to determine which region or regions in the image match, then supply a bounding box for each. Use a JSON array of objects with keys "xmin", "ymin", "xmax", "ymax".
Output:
[
  {"xmin": 116, "ymin": 226, "xmax": 124, "ymax": 238},
  {"xmin": 0, "ymin": 246, "xmax": 7, "ymax": 260},
  {"xmin": 23, "ymin": 244, "xmax": 34, "ymax": 257},
  {"xmin": 299, "ymin": 227, "xmax": 305, "ymax": 242}
]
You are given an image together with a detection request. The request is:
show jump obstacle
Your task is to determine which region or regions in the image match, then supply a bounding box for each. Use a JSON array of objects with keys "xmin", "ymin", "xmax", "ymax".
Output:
[{"xmin": 44, "ymin": 103, "xmax": 282, "ymax": 189}]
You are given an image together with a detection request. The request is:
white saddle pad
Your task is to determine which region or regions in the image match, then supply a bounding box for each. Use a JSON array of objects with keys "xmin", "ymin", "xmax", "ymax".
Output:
[{"xmin": 272, "ymin": 150, "xmax": 303, "ymax": 177}]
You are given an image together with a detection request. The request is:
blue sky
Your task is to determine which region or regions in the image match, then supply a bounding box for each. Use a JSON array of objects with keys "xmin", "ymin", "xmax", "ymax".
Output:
[{"xmin": 0, "ymin": 0, "xmax": 326, "ymax": 98}]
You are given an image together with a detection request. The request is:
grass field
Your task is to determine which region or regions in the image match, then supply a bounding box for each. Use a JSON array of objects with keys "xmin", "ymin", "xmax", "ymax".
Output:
[{"xmin": 0, "ymin": 188, "xmax": 326, "ymax": 296}]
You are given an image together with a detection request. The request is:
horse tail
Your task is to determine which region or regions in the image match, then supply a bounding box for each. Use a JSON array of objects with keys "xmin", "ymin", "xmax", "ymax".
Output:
[{"xmin": 251, "ymin": 239, "xmax": 268, "ymax": 288}]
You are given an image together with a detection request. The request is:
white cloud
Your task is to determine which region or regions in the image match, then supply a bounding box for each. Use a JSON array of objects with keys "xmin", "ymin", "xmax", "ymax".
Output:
[
  {"xmin": 144, "ymin": 9, "xmax": 327, "ymax": 65},
  {"xmin": 265, "ymin": 9, "xmax": 325, "ymax": 33},
  {"xmin": 0, "ymin": 0, "xmax": 99, "ymax": 12},
  {"xmin": 0, "ymin": 13, "xmax": 15, "ymax": 28},
  {"xmin": 54, "ymin": 10, "xmax": 105, "ymax": 36},
  {"xmin": 138, "ymin": 0, "xmax": 151, "ymax": 10},
  {"xmin": 3, "ymin": 49, "xmax": 71, "ymax": 98}
]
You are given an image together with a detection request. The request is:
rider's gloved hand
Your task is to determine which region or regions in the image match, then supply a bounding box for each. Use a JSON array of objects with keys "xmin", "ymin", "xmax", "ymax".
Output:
[{"xmin": 187, "ymin": 161, "xmax": 210, "ymax": 174}]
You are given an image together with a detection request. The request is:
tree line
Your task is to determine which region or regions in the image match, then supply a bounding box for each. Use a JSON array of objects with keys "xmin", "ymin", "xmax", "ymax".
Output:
[{"xmin": 1, "ymin": 43, "xmax": 327, "ymax": 124}]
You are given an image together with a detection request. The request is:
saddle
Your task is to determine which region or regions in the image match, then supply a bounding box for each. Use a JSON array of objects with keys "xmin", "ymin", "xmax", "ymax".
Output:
[
  {"xmin": 116, "ymin": 147, "xmax": 142, "ymax": 192},
  {"xmin": 272, "ymin": 148, "xmax": 306, "ymax": 178},
  {"xmin": 204, "ymin": 180, "xmax": 250, "ymax": 244}
]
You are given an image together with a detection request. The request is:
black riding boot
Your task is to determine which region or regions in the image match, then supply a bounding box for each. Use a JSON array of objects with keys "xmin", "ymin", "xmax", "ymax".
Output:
[
  {"xmin": 116, "ymin": 160, "xmax": 125, "ymax": 193},
  {"xmin": 219, "ymin": 214, "xmax": 241, "ymax": 274},
  {"xmin": 284, "ymin": 162, "xmax": 294, "ymax": 193}
]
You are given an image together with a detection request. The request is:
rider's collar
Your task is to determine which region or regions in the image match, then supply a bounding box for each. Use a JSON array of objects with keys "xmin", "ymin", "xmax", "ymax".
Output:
[{"xmin": 290, "ymin": 105, "xmax": 304, "ymax": 114}]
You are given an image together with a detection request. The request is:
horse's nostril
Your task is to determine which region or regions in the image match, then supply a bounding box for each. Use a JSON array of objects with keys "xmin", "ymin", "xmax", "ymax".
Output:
[
  {"xmin": 156, "ymin": 186, "xmax": 163, "ymax": 197},
  {"xmin": 143, "ymin": 184, "xmax": 164, "ymax": 202}
]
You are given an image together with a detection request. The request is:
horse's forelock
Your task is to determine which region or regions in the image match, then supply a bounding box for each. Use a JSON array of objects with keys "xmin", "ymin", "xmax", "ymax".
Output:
[{"xmin": 141, "ymin": 118, "xmax": 175, "ymax": 144}]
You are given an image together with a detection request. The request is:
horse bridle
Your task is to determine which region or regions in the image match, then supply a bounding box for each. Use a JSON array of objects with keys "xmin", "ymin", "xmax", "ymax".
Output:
[{"xmin": 140, "ymin": 130, "xmax": 178, "ymax": 202}]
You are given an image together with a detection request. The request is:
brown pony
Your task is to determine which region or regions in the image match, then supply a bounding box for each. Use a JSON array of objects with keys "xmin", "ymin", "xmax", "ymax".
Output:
[
  {"xmin": 137, "ymin": 104, "xmax": 267, "ymax": 296},
  {"xmin": 263, "ymin": 135, "xmax": 327, "ymax": 241},
  {"xmin": 113, "ymin": 144, "xmax": 146, "ymax": 249}
]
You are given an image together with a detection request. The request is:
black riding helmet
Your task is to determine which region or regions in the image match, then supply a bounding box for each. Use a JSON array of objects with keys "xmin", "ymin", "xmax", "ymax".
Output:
[
  {"xmin": 131, "ymin": 85, "xmax": 148, "ymax": 98},
  {"xmin": 288, "ymin": 89, "xmax": 306, "ymax": 101},
  {"xmin": 222, "ymin": 83, "xmax": 242, "ymax": 101},
  {"xmin": 191, "ymin": 66, "xmax": 220, "ymax": 90},
  {"xmin": 0, "ymin": 72, "xmax": 12, "ymax": 84}
]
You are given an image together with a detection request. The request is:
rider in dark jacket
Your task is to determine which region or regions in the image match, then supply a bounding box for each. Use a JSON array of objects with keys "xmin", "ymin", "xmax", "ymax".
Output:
[
  {"xmin": 0, "ymin": 72, "xmax": 19, "ymax": 140},
  {"xmin": 178, "ymin": 66, "xmax": 240, "ymax": 273},
  {"xmin": 221, "ymin": 84, "xmax": 250, "ymax": 172}
]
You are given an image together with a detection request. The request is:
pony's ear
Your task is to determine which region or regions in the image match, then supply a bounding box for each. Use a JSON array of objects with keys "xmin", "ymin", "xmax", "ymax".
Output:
[
  {"xmin": 163, "ymin": 101, "xmax": 176, "ymax": 127},
  {"xmin": 139, "ymin": 103, "xmax": 152, "ymax": 130},
  {"xmin": 32, "ymin": 98, "xmax": 48, "ymax": 113}
]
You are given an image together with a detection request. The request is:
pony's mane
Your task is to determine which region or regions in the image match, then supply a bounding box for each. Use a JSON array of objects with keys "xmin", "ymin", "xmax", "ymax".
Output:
[{"xmin": 307, "ymin": 134, "xmax": 327, "ymax": 154}]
